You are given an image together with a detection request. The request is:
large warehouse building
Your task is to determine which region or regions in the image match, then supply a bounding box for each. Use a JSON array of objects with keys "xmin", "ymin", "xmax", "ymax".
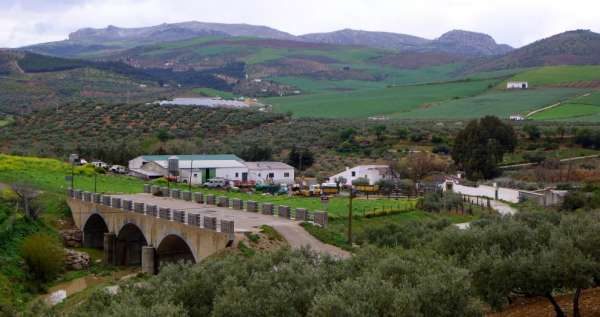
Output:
[{"xmin": 128, "ymin": 154, "xmax": 295, "ymax": 185}]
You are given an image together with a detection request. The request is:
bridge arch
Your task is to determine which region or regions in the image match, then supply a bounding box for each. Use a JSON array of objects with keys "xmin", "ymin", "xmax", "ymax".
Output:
[
  {"xmin": 156, "ymin": 234, "xmax": 196, "ymax": 269},
  {"xmin": 116, "ymin": 223, "xmax": 148, "ymax": 266},
  {"xmin": 83, "ymin": 213, "xmax": 109, "ymax": 249}
]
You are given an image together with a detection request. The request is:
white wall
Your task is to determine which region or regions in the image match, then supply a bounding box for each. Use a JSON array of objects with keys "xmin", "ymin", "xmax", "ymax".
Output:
[
  {"xmin": 447, "ymin": 183, "xmax": 520, "ymax": 203},
  {"xmin": 128, "ymin": 156, "xmax": 145, "ymax": 170},
  {"xmin": 330, "ymin": 166, "xmax": 388, "ymax": 186},
  {"xmin": 216, "ymin": 167, "xmax": 248, "ymax": 181},
  {"xmin": 248, "ymin": 168, "xmax": 295, "ymax": 184}
]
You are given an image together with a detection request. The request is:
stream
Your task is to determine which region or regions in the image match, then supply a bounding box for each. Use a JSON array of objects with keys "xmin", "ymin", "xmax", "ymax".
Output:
[{"xmin": 42, "ymin": 269, "xmax": 138, "ymax": 306}]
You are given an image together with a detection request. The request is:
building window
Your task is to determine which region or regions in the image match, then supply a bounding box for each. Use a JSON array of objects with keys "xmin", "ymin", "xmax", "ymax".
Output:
[
  {"xmin": 193, "ymin": 174, "xmax": 197, "ymax": 178},
  {"xmin": 235, "ymin": 172, "xmax": 239, "ymax": 177},
  {"xmin": 268, "ymin": 173, "xmax": 275, "ymax": 178},
  {"xmin": 284, "ymin": 172, "xmax": 290, "ymax": 178},
  {"xmin": 351, "ymin": 171, "xmax": 356, "ymax": 177},
  {"xmin": 258, "ymin": 173, "xmax": 261, "ymax": 177}
]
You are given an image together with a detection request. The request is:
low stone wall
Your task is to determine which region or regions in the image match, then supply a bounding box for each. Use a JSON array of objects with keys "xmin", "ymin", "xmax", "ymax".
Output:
[
  {"xmin": 295, "ymin": 208, "xmax": 308, "ymax": 221},
  {"xmin": 278, "ymin": 205, "xmax": 291, "ymax": 219},
  {"xmin": 206, "ymin": 194, "xmax": 216, "ymax": 205},
  {"xmin": 232, "ymin": 198, "xmax": 244, "ymax": 210},
  {"xmin": 314, "ymin": 211, "xmax": 328, "ymax": 227},
  {"xmin": 134, "ymin": 202, "xmax": 145, "ymax": 213},
  {"xmin": 262, "ymin": 203, "xmax": 274, "ymax": 215},
  {"xmin": 193, "ymin": 192, "xmax": 204, "ymax": 204},
  {"xmin": 217, "ymin": 196, "xmax": 229, "ymax": 208},
  {"xmin": 111, "ymin": 197, "xmax": 122, "ymax": 209},
  {"xmin": 138, "ymin": 184, "xmax": 331, "ymax": 228}
]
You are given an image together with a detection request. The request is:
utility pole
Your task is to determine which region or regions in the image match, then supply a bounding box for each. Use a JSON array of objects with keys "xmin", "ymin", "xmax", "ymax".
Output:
[
  {"xmin": 189, "ymin": 159, "xmax": 193, "ymax": 192},
  {"xmin": 348, "ymin": 189, "xmax": 354, "ymax": 245},
  {"xmin": 71, "ymin": 163, "xmax": 74, "ymax": 189}
]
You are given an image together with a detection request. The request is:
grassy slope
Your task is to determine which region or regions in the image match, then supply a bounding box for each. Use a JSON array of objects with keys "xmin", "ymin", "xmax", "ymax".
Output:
[
  {"xmin": 0, "ymin": 154, "xmax": 415, "ymax": 219},
  {"xmin": 504, "ymin": 65, "xmax": 600, "ymax": 86},
  {"xmin": 265, "ymin": 79, "xmax": 498, "ymax": 118},
  {"xmin": 532, "ymin": 91, "xmax": 600, "ymax": 121},
  {"xmin": 303, "ymin": 211, "xmax": 476, "ymax": 249},
  {"xmin": 401, "ymin": 88, "xmax": 585, "ymax": 119},
  {"xmin": 191, "ymin": 87, "xmax": 236, "ymax": 99}
]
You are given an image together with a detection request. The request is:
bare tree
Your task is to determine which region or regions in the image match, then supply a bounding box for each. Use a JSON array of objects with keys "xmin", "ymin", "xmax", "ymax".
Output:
[
  {"xmin": 396, "ymin": 152, "xmax": 448, "ymax": 182},
  {"xmin": 334, "ymin": 176, "xmax": 347, "ymax": 192},
  {"xmin": 11, "ymin": 183, "xmax": 41, "ymax": 220}
]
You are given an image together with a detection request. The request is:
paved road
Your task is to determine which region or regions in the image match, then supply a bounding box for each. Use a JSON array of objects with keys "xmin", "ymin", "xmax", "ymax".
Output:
[{"xmin": 113, "ymin": 194, "xmax": 349, "ymax": 259}]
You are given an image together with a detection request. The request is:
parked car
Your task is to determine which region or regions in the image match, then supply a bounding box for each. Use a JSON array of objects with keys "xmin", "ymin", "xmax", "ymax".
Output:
[
  {"xmin": 203, "ymin": 178, "xmax": 228, "ymax": 188},
  {"xmin": 109, "ymin": 165, "xmax": 127, "ymax": 174},
  {"xmin": 91, "ymin": 161, "xmax": 109, "ymax": 169}
]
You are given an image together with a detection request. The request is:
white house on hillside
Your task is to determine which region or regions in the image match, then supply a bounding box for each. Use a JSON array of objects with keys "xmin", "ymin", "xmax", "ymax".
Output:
[
  {"xmin": 328, "ymin": 165, "xmax": 391, "ymax": 186},
  {"xmin": 507, "ymin": 81, "xmax": 528, "ymax": 89},
  {"xmin": 244, "ymin": 162, "xmax": 295, "ymax": 184}
]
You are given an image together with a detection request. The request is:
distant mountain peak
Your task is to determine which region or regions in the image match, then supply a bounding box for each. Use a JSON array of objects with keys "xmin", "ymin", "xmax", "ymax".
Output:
[
  {"xmin": 466, "ymin": 29, "xmax": 600, "ymax": 72},
  {"xmin": 300, "ymin": 29, "xmax": 430, "ymax": 50}
]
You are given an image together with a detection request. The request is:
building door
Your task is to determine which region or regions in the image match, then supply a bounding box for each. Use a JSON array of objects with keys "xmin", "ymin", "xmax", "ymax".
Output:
[
  {"xmin": 208, "ymin": 168, "xmax": 216, "ymax": 179},
  {"xmin": 242, "ymin": 172, "xmax": 248, "ymax": 182},
  {"xmin": 202, "ymin": 169, "xmax": 209, "ymax": 183}
]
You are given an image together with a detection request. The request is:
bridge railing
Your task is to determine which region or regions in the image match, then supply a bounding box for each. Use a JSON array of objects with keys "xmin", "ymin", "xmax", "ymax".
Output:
[
  {"xmin": 67, "ymin": 188, "xmax": 236, "ymax": 238},
  {"xmin": 141, "ymin": 185, "xmax": 328, "ymax": 227}
]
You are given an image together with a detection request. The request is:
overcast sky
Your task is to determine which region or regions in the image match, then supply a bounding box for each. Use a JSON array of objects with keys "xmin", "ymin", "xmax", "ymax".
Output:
[{"xmin": 1, "ymin": 0, "xmax": 598, "ymax": 48}]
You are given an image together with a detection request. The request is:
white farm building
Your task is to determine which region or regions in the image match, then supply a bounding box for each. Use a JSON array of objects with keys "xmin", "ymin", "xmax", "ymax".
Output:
[
  {"xmin": 327, "ymin": 165, "xmax": 391, "ymax": 186},
  {"xmin": 244, "ymin": 162, "xmax": 295, "ymax": 185},
  {"xmin": 128, "ymin": 154, "xmax": 295, "ymax": 185},
  {"xmin": 507, "ymin": 81, "xmax": 528, "ymax": 89}
]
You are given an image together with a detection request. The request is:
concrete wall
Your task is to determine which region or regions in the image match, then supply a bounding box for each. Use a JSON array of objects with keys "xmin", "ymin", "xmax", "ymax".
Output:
[
  {"xmin": 68, "ymin": 198, "xmax": 231, "ymax": 263},
  {"xmin": 329, "ymin": 166, "xmax": 389, "ymax": 186},
  {"xmin": 449, "ymin": 183, "xmax": 520, "ymax": 203},
  {"xmin": 248, "ymin": 168, "xmax": 295, "ymax": 184}
]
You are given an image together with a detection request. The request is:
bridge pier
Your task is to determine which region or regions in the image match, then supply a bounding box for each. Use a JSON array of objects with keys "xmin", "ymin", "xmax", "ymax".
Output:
[
  {"xmin": 142, "ymin": 246, "xmax": 156, "ymax": 275},
  {"xmin": 103, "ymin": 232, "xmax": 116, "ymax": 265}
]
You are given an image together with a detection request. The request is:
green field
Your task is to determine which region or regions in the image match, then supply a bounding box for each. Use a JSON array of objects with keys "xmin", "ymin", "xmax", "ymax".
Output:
[
  {"xmin": 0, "ymin": 116, "xmax": 14, "ymax": 128},
  {"xmin": 191, "ymin": 87, "xmax": 236, "ymax": 99},
  {"xmin": 0, "ymin": 154, "xmax": 416, "ymax": 219},
  {"xmin": 265, "ymin": 79, "xmax": 498, "ymax": 118},
  {"xmin": 505, "ymin": 65, "xmax": 600, "ymax": 86},
  {"xmin": 269, "ymin": 76, "xmax": 386, "ymax": 93},
  {"xmin": 532, "ymin": 103, "xmax": 600, "ymax": 120},
  {"xmin": 531, "ymin": 91, "xmax": 600, "ymax": 121},
  {"xmin": 400, "ymin": 88, "xmax": 585, "ymax": 119}
]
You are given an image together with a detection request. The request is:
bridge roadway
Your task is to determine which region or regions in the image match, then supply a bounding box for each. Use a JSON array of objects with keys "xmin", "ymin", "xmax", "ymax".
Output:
[{"xmin": 113, "ymin": 193, "xmax": 350, "ymax": 259}]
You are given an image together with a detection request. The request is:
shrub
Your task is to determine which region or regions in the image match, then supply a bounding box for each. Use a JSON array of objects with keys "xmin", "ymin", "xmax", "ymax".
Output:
[
  {"xmin": 351, "ymin": 177, "xmax": 370, "ymax": 186},
  {"xmin": 21, "ymin": 233, "xmax": 65, "ymax": 281}
]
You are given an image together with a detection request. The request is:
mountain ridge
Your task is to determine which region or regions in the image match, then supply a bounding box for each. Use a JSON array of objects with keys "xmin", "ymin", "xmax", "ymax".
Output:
[
  {"xmin": 24, "ymin": 21, "xmax": 512, "ymax": 58},
  {"xmin": 467, "ymin": 29, "xmax": 600, "ymax": 72}
]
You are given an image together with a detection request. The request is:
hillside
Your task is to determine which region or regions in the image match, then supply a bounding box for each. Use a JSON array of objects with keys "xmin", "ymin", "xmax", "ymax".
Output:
[
  {"xmin": 0, "ymin": 102, "xmax": 437, "ymax": 177},
  {"xmin": 423, "ymin": 30, "xmax": 513, "ymax": 56},
  {"xmin": 468, "ymin": 30, "xmax": 600, "ymax": 72},
  {"xmin": 300, "ymin": 29, "xmax": 429, "ymax": 50},
  {"xmin": 302, "ymin": 29, "xmax": 512, "ymax": 56},
  {"xmin": 24, "ymin": 21, "xmax": 511, "ymax": 59},
  {"xmin": 0, "ymin": 50, "xmax": 175, "ymax": 114},
  {"xmin": 25, "ymin": 21, "xmax": 297, "ymax": 57}
]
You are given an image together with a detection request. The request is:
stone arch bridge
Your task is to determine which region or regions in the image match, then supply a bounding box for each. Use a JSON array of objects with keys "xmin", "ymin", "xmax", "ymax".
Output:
[{"xmin": 67, "ymin": 190, "xmax": 234, "ymax": 274}]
